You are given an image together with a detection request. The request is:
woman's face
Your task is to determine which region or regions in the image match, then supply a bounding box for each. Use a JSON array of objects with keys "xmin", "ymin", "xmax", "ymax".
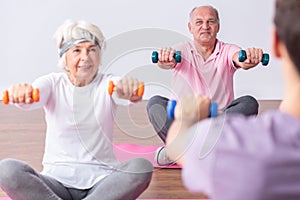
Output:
[{"xmin": 65, "ymin": 41, "xmax": 100, "ymax": 86}]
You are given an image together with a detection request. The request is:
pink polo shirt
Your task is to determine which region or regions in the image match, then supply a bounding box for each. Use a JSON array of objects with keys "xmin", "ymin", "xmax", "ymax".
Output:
[{"xmin": 171, "ymin": 40, "xmax": 241, "ymax": 112}]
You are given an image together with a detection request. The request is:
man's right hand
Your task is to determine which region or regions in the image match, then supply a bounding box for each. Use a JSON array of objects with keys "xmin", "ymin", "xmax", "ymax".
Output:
[{"xmin": 157, "ymin": 47, "xmax": 177, "ymax": 69}]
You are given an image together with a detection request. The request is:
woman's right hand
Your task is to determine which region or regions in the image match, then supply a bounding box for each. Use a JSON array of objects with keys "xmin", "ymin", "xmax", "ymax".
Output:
[
  {"xmin": 8, "ymin": 83, "xmax": 35, "ymax": 104},
  {"xmin": 157, "ymin": 47, "xmax": 177, "ymax": 69}
]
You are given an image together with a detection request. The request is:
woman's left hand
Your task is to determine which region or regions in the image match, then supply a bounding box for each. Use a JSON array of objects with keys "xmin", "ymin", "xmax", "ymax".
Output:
[{"xmin": 115, "ymin": 77, "xmax": 142, "ymax": 102}]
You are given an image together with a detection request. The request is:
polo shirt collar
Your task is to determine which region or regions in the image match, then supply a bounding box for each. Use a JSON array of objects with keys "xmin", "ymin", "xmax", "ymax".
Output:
[{"xmin": 191, "ymin": 39, "xmax": 221, "ymax": 57}]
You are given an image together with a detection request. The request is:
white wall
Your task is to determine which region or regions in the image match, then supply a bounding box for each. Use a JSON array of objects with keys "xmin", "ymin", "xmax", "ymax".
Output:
[{"xmin": 0, "ymin": 0, "xmax": 281, "ymax": 100}]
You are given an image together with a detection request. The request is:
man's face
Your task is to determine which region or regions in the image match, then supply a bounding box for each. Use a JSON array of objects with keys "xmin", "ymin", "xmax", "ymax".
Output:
[{"xmin": 188, "ymin": 6, "xmax": 220, "ymax": 44}]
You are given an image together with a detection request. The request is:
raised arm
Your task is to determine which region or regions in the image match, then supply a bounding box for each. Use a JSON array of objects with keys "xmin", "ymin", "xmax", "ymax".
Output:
[
  {"xmin": 233, "ymin": 47, "xmax": 265, "ymax": 70},
  {"xmin": 154, "ymin": 47, "xmax": 179, "ymax": 69},
  {"xmin": 111, "ymin": 77, "xmax": 144, "ymax": 103},
  {"xmin": 165, "ymin": 95, "xmax": 211, "ymax": 165},
  {"xmin": 5, "ymin": 84, "xmax": 38, "ymax": 104}
]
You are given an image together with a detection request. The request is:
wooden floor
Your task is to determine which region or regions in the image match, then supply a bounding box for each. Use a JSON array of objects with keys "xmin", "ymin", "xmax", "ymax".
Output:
[{"xmin": 0, "ymin": 100, "xmax": 281, "ymax": 199}]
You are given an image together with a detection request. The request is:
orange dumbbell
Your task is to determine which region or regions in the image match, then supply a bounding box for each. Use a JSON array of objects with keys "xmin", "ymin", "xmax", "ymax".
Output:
[
  {"xmin": 108, "ymin": 81, "xmax": 144, "ymax": 97},
  {"xmin": 2, "ymin": 88, "xmax": 40, "ymax": 104}
]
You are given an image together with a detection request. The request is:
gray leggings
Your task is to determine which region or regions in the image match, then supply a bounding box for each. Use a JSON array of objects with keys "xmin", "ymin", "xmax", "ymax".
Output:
[
  {"xmin": 146, "ymin": 95, "xmax": 259, "ymax": 142},
  {"xmin": 0, "ymin": 158, "xmax": 153, "ymax": 200}
]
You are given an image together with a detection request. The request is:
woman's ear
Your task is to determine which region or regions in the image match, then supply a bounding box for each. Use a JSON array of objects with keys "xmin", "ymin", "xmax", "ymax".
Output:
[{"xmin": 272, "ymin": 28, "xmax": 281, "ymax": 58}]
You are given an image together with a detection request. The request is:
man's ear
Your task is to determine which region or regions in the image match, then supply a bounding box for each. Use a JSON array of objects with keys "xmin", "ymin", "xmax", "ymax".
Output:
[
  {"xmin": 188, "ymin": 22, "xmax": 192, "ymax": 34},
  {"xmin": 272, "ymin": 28, "xmax": 281, "ymax": 58},
  {"xmin": 216, "ymin": 22, "xmax": 220, "ymax": 33}
]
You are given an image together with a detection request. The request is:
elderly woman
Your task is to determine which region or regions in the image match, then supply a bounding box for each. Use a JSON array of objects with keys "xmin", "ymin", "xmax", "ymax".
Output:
[{"xmin": 0, "ymin": 20, "xmax": 153, "ymax": 200}]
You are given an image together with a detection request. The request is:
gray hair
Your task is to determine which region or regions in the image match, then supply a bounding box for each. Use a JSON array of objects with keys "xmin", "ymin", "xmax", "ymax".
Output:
[
  {"xmin": 53, "ymin": 19, "xmax": 106, "ymax": 68},
  {"xmin": 189, "ymin": 5, "xmax": 220, "ymax": 22}
]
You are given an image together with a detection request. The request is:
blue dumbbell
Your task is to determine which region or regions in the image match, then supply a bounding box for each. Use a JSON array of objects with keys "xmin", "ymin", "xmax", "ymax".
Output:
[
  {"xmin": 167, "ymin": 100, "xmax": 218, "ymax": 120},
  {"xmin": 238, "ymin": 50, "xmax": 269, "ymax": 66},
  {"xmin": 152, "ymin": 51, "xmax": 181, "ymax": 63}
]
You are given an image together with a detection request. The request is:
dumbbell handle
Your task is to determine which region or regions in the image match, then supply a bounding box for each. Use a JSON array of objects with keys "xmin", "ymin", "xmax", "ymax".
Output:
[
  {"xmin": 152, "ymin": 51, "xmax": 181, "ymax": 63},
  {"xmin": 167, "ymin": 100, "xmax": 218, "ymax": 120},
  {"xmin": 2, "ymin": 88, "xmax": 40, "ymax": 104},
  {"xmin": 108, "ymin": 81, "xmax": 145, "ymax": 97},
  {"xmin": 238, "ymin": 50, "xmax": 269, "ymax": 66}
]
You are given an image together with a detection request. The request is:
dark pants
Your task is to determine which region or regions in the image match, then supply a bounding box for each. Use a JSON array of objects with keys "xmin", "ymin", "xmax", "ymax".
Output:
[{"xmin": 146, "ymin": 95, "xmax": 259, "ymax": 143}]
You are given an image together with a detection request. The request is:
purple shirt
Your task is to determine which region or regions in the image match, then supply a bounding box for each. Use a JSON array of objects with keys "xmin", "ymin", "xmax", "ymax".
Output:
[
  {"xmin": 182, "ymin": 111, "xmax": 300, "ymax": 199},
  {"xmin": 171, "ymin": 40, "xmax": 240, "ymax": 112}
]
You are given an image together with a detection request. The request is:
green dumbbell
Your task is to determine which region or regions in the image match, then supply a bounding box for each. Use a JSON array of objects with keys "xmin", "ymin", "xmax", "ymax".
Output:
[
  {"xmin": 151, "ymin": 51, "xmax": 181, "ymax": 63},
  {"xmin": 238, "ymin": 50, "xmax": 269, "ymax": 66}
]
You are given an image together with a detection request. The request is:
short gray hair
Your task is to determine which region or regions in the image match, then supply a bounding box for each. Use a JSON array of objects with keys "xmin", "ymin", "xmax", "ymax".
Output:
[{"xmin": 189, "ymin": 6, "xmax": 220, "ymax": 22}]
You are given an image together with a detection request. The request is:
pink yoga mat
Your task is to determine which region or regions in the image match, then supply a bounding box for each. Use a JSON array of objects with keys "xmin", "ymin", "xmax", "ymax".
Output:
[{"xmin": 113, "ymin": 143, "xmax": 181, "ymax": 168}]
